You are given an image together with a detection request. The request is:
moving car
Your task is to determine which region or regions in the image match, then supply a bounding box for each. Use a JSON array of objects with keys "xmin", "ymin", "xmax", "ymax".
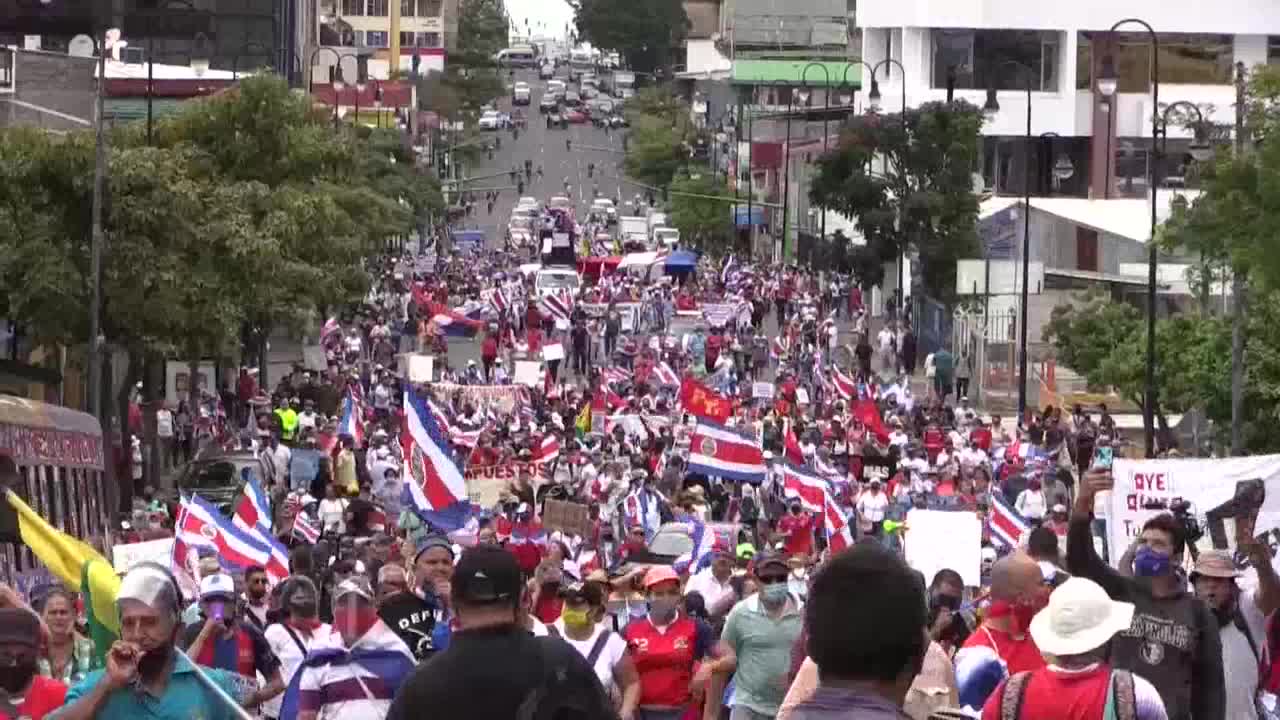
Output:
[
  {"xmin": 538, "ymin": 95, "xmax": 558, "ymax": 113},
  {"xmin": 565, "ymin": 108, "xmax": 587, "ymax": 124},
  {"xmin": 546, "ymin": 79, "xmax": 567, "ymax": 96},
  {"xmin": 539, "ymin": 63, "xmax": 555, "ymax": 80},
  {"xmin": 512, "ymin": 82, "xmax": 531, "ymax": 105},
  {"xmin": 478, "ymin": 110, "xmax": 506, "ymax": 130}
]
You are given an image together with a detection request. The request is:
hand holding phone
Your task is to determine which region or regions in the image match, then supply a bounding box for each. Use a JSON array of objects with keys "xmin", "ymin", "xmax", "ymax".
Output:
[{"xmin": 1092, "ymin": 445, "xmax": 1114, "ymax": 470}]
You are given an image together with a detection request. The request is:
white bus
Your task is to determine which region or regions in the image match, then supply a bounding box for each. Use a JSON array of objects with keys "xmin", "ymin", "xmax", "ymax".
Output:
[
  {"xmin": 569, "ymin": 49, "xmax": 594, "ymax": 79},
  {"xmin": 497, "ymin": 46, "xmax": 538, "ymax": 68}
]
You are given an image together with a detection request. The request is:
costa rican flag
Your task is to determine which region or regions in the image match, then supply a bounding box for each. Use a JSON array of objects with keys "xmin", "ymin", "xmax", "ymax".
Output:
[
  {"xmin": 673, "ymin": 518, "xmax": 717, "ymax": 575},
  {"xmin": 510, "ymin": 519, "xmax": 547, "ymax": 546},
  {"xmin": 720, "ymin": 254, "xmax": 737, "ymax": 285},
  {"xmin": 600, "ymin": 367, "xmax": 632, "ymax": 387},
  {"xmin": 171, "ymin": 502, "xmax": 213, "ymax": 598},
  {"xmin": 687, "ymin": 419, "xmax": 767, "ymax": 483},
  {"xmin": 823, "ymin": 493, "xmax": 854, "ymax": 553},
  {"xmin": 483, "ymin": 287, "xmax": 509, "ymax": 316},
  {"xmin": 780, "ymin": 462, "xmax": 830, "ymax": 513},
  {"xmin": 180, "ymin": 495, "xmax": 273, "ymax": 572},
  {"xmin": 428, "ymin": 303, "xmax": 485, "ymax": 337},
  {"xmin": 988, "ymin": 493, "xmax": 1030, "ymax": 550},
  {"xmin": 338, "ymin": 390, "xmax": 364, "ymax": 446},
  {"xmin": 832, "ymin": 367, "xmax": 857, "ymax": 401},
  {"xmin": 400, "ymin": 384, "xmax": 468, "ymax": 514},
  {"xmin": 428, "ymin": 399, "xmax": 453, "ymax": 434},
  {"xmin": 450, "ymin": 426, "xmax": 484, "ymax": 449},
  {"xmin": 292, "ymin": 512, "xmax": 321, "ymax": 544},
  {"xmin": 539, "ymin": 289, "xmax": 574, "ymax": 323},
  {"xmin": 232, "ymin": 468, "xmax": 273, "ymax": 535},
  {"xmin": 652, "ymin": 361, "xmax": 680, "ymax": 388},
  {"xmin": 319, "ymin": 316, "xmax": 341, "ymax": 344},
  {"xmin": 532, "ymin": 433, "xmax": 561, "ymax": 464}
]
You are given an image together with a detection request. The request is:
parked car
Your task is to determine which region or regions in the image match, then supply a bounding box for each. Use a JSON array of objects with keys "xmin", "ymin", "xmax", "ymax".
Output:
[
  {"xmin": 563, "ymin": 91, "xmax": 581, "ymax": 107},
  {"xmin": 564, "ymin": 108, "xmax": 587, "ymax": 124},
  {"xmin": 478, "ymin": 110, "xmax": 507, "ymax": 130},
  {"xmin": 512, "ymin": 82, "xmax": 531, "ymax": 105},
  {"xmin": 546, "ymin": 109, "xmax": 567, "ymax": 129},
  {"xmin": 169, "ymin": 450, "xmax": 273, "ymax": 516}
]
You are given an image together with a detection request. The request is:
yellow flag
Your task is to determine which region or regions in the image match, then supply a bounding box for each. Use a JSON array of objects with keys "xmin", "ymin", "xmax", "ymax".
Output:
[
  {"xmin": 575, "ymin": 402, "xmax": 592, "ymax": 436},
  {"xmin": 9, "ymin": 491, "xmax": 120, "ymax": 635}
]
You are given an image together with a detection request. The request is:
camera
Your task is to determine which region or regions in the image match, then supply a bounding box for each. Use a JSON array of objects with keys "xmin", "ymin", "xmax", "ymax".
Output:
[{"xmin": 1141, "ymin": 497, "xmax": 1204, "ymax": 546}]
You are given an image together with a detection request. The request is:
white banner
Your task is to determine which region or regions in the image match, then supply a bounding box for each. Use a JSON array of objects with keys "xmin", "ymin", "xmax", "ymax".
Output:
[
  {"xmin": 1107, "ymin": 455, "xmax": 1280, "ymax": 574},
  {"xmin": 113, "ymin": 538, "xmax": 175, "ymax": 573}
]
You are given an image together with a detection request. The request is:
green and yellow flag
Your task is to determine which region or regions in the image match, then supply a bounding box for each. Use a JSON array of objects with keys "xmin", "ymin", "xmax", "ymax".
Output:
[
  {"xmin": 575, "ymin": 402, "xmax": 592, "ymax": 437},
  {"xmin": 9, "ymin": 492, "xmax": 120, "ymax": 666}
]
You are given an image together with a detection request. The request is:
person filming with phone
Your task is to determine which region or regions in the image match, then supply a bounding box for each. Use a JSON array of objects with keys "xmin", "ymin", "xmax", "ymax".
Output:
[
  {"xmin": 179, "ymin": 573, "xmax": 285, "ymax": 711},
  {"xmin": 55, "ymin": 563, "xmax": 248, "ymax": 720},
  {"xmin": 1067, "ymin": 466, "xmax": 1224, "ymax": 720}
]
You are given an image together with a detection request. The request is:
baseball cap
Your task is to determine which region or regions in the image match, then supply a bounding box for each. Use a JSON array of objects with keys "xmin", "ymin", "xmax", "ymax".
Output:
[
  {"xmin": 643, "ymin": 566, "xmax": 680, "ymax": 589},
  {"xmin": 453, "ymin": 545, "xmax": 523, "ymax": 605},
  {"xmin": 333, "ymin": 577, "xmax": 374, "ymax": 603},
  {"xmin": 751, "ymin": 550, "xmax": 788, "ymax": 575},
  {"xmin": 199, "ymin": 573, "xmax": 236, "ymax": 600},
  {"xmin": 1191, "ymin": 549, "xmax": 1242, "ymax": 581}
]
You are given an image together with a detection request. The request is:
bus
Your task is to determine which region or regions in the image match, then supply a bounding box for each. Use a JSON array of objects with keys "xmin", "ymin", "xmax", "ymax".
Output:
[
  {"xmin": 569, "ymin": 48, "xmax": 594, "ymax": 79},
  {"xmin": 496, "ymin": 46, "xmax": 538, "ymax": 68}
]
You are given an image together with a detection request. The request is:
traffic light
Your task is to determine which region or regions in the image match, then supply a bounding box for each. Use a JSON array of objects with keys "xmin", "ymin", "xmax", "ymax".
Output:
[{"xmin": 0, "ymin": 0, "xmax": 106, "ymax": 34}]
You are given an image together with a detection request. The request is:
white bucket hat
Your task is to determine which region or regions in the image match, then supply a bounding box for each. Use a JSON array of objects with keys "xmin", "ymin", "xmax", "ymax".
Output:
[{"xmin": 1029, "ymin": 577, "xmax": 1135, "ymax": 656}]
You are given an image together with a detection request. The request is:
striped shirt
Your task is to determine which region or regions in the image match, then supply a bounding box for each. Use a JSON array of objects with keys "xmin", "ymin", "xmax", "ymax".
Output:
[{"xmin": 296, "ymin": 622, "xmax": 414, "ymax": 720}]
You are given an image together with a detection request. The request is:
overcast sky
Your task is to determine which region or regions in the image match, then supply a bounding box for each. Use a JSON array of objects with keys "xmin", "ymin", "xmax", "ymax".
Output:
[{"xmin": 505, "ymin": 0, "xmax": 574, "ymax": 41}]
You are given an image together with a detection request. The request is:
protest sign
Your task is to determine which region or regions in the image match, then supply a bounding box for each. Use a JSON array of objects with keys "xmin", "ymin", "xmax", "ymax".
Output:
[
  {"xmin": 289, "ymin": 448, "xmax": 322, "ymax": 493},
  {"xmin": 302, "ymin": 345, "xmax": 328, "ymax": 372},
  {"xmin": 514, "ymin": 360, "xmax": 543, "ymax": 388},
  {"xmin": 405, "ymin": 354, "xmax": 434, "ymax": 383},
  {"xmin": 542, "ymin": 499, "xmax": 593, "ymax": 537},
  {"xmin": 1106, "ymin": 455, "xmax": 1280, "ymax": 570},
  {"xmin": 752, "ymin": 382, "xmax": 775, "ymax": 400},
  {"xmin": 464, "ymin": 462, "xmax": 542, "ymax": 508},
  {"xmin": 543, "ymin": 343, "xmax": 565, "ymax": 362},
  {"xmin": 904, "ymin": 509, "xmax": 982, "ymax": 587},
  {"xmin": 112, "ymin": 538, "xmax": 176, "ymax": 573},
  {"xmin": 431, "ymin": 384, "xmax": 524, "ymax": 414}
]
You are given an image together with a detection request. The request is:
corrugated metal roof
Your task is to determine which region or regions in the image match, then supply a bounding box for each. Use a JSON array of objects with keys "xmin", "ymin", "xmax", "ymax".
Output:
[{"xmin": 730, "ymin": 59, "xmax": 859, "ymax": 86}]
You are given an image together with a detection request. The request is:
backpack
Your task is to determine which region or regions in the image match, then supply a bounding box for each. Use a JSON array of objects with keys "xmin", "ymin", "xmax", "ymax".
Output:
[
  {"xmin": 999, "ymin": 669, "xmax": 1136, "ymax": 720},
  {"xmin": 514, "ymin": 636, "xmax": 614, "ymax": 720}
]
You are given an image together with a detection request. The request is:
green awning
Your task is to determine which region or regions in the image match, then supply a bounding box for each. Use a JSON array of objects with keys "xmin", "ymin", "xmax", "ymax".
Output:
[
  {"xmin": 103, "ymin": 98, "xmax": 194, "ymax": 122},
  {"xmin": 730, "ymin": 60, "xmax": 860, "ymax": 87}
]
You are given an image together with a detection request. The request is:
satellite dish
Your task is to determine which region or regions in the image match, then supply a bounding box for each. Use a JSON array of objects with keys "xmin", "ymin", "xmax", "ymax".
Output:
[{"xmin": 68, "ymin": 34, "xmax": 95, "ymax": 58}]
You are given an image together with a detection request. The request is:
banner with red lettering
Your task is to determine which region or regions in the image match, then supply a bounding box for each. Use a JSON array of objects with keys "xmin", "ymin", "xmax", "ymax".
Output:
[
  {"xmin": 1106, "ymin": 455, "xmax": 1280, "ymax": 573},
  {"xmin": 464, "ymin": 462, "xmax": 544, "ymax": 508},
  {"xmin": 679, "ymin": 377, "xmax": 732, "ymax": 424}
]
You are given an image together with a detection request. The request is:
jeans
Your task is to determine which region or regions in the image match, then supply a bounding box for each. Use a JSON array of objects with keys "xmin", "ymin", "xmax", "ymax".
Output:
[{"xmin": 729, "ymin": 706, "xmax": 773, "ymax": 720}]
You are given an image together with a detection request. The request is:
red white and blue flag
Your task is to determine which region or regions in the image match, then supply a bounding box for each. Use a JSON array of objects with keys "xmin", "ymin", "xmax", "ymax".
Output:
[
  {"xmin": 832, "ymin": 367, "xmax": 857, "ymax": 401},
  {"xmin": 229, "ymin": 470, "xmax": 290, "ymax": 583},
  {"xmin": 179, "ymin": 495, "xmax": 273, "ymax": 572},
  {"xmin": 532, "ymin": 433, "xmax": 561, "ymax": 465},
  {"xmin": 539, "ymin": 289, "xmax": 575, "ymax": 324},
  {"xmin": 652, "ymin": 361, "xmax": 680, "ymax": 388},
  {"xmin": 482, "ymin": 287, "xmax": 509, "ymax": 316},
  {"xmin": 428, "ymin": 303, "xmax": 485, "ymax": 337},
  {"xmin": 822, "ymin": 493, "xmax": 854, "ymax": 553},
  {"xmin": 600, "ymin": 367, "xmax": 631, "ymax": 387},
  {"xmin": 292, "ymin": 511, "xmax": 321, "ymax": 544},
  {"xmin": 687, "ymin": 419, "xmax": 767, "ymax": 483},
  {"xmin": 673, "ymin": 518, "xmax": 718, "ymax": 575},
  {"xmin": 988, "ymin": 493, "xmax": 1030, "ymax": 550},
  {"xmin": 319, "ymin": 316, "xmax": 341, "ymax": 345},
  {"xmin": 338, "ymin": 389, "xmax": 364, "ymax": 447},
  {"xmin": 780, "ymin": 462, "xmax": 829, "ymax": 513},
  {"xmin": 400, "ymin": 384, "xmax": 470, "ymax": 525}
]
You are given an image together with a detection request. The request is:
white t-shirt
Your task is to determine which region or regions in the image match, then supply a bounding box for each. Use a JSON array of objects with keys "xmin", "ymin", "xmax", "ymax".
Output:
[
  {"xmin": 685, "ymin": 568, "xmax": 736, "ymax": 613},
  {"xmin": 877, "ymin": 328, "xmax": 894, "ymax": 351},
  {"xmin": 318, "ymin": 498, "xmax": 348, "ymax": 534},
  {"xmin": 156, "ymin": 409, "xmax": 174, "ymax": 438},
  {"xmin": 552, "ymin": 620, "xmax": 627, "ymax": 694},
  {"xmin": 373, "ymin": 384, "xmax": 392, "ymax": 410},
  {"xmin": 1015, "ymin": 489, "xmax": 1047, "ymax": 520},
  {"xmin": 857, "ymin": 491, "xmax": 889, "ymax": 522},
  {"xmin": 262, "ymin": 622, "xmax": 342, "ymax": 718},
  {"xmin": 1222, "ymin": 590, "xmax": 1267, "ymax": 720}
]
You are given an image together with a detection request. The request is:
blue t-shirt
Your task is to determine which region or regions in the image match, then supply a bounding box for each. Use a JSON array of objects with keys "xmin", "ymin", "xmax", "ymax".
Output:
[{"xmin": 64, "ymin": 653, "xmax": 244, "ymax": 720}]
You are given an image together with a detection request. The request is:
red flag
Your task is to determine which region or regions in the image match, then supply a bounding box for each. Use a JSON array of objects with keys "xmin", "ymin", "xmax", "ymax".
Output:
[
  {"xmin": 852, "ymin": 399, "xmax": 889, "ymax": 444},
  {"xmin": 784, "ymin": 422, "xmax": 805, "ymax": 465},
  {"xmin": 679, "ymin": 377, "xmax": 732, "ymax": 424}
]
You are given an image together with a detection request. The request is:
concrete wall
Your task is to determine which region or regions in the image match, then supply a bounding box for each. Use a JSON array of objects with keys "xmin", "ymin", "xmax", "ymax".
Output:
[{"xmin": 0, "ymin": 50, "xmax": 96, "ymax": 132}]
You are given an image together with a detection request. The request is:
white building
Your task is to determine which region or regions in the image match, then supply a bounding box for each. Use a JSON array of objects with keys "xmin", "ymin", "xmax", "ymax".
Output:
[{"xmin": 856, "ymin": 0, "xmax": 1280, "ymax": 201}]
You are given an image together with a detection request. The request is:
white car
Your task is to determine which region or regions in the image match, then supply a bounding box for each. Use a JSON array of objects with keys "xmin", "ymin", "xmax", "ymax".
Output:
[
  {"xmin": 539, "ymin": 64, "xmax": 555, "ymax": 80},
  {"xmin": 478, "ymin": 110, "xmax": 506, "ymax": 130},
  {"xmin": 548, "ymin": 195, "xmax": 572, "ymax": 210},
  {"xmin": 518, "ymin": 196, "xmax": 540, "ymax": 207},
  {"xmin": 591, "ymin": 198, "xmax": 617, "ymax": 222},
  {"xmin": 534, "ymin": 268, "xmax": 581, "ymax": 298}
]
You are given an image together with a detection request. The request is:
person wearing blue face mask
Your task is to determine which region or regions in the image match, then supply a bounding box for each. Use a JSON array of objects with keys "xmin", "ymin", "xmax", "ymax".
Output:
[{"xmin": 1067, "ymin": 467, "xmax": 1224, "ymax": 720}]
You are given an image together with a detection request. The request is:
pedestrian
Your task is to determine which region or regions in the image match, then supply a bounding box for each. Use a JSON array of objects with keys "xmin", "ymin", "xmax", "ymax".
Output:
[
  {"xmin": 0, "ymin": 606, "xmax": 67, "ymax": 719},
  {"xmin": 625, "ymin": 566, "xmax": 715, "ymax": 719},
  {"xmin": 180, "ymin": 573, "xmax": 285, "ymax": 711},
  {"xmin": 1067, "ymin": 468, "xmax": 1224, "ymax": 720},
  {"xmin": 386, "ymin": 545, "xmax": 617, "ymax": 720},
  {"xmin": 955, "ymin": 552, "xmax": 1048, "ymax": 710},
  {"xmin": 262, "ymin": 577, "xmax": 339, "ymax": 720}
]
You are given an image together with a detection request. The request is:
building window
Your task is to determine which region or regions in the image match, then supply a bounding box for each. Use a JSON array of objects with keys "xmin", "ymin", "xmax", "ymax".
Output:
[
  {"xmin": 1076, "ymin": 33, "xmax": 1233, "ymax": 91},
  {"xmin": 421, "ymin": 0, "xmax": 442, "ymax": 14},
  {"xmin": 421, "ymin": 32, "xmax": 441, "ymax": 47},
  {"xmin": 400, "ymin": 31, "xmax": 415, "ymax": 47},
  {"xmin": 401, "ymin": 0, "xmax": 415, "ymax": 17},
  {"xmin": 1270, "ymin": 36, "xmax": 1280, "ymax": 66},
  {"xmin": 365, "ymin": 31, "xmax": 389, "ymax": 47},
  {"xmin": 0, "ymin": 49, "xmax": 12, "ymax": 92},
  {"xmin": 341, "ymin": 0, "xmax": 363, "ymax": 15},
  {"xmin": 365, "ymin": 0, "xmax": 389, "ymax": 17},
  {"xmin": 933, "ymin": 29, "xmax": 1059, "ymax": 92}
]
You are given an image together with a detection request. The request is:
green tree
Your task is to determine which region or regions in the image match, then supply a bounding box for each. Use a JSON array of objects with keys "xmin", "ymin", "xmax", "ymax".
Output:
[
  {"xmin": 809, "ymin": 101, "xmax": 985, "ymax": 302},
  {"xmin": 569, "ymin": 0, "xmax": 688, "ymax": 74},
  {"xmin": 669, "ymin": 171, "xmax": 732, "ymax": 251},
  {"xmin": 454, "ymin": 0, "xmax": 509, "ymax": 69},
  {"xmin": 624, "ymin": 116, "xmax": 689, "ymax": 189}
]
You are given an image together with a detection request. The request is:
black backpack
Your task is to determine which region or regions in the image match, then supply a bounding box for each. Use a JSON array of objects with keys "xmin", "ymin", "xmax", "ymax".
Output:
[{"xmin": 514, "ymin": 636, "xmax": 619, "ymax": 720}]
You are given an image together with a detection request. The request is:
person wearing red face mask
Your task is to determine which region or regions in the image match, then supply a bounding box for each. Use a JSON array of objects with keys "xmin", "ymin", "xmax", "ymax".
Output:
[
  {"xmin": 282, "ymin": 577, "xmax": 416, "ymax": 720},
  {"xmin": 262, "ymin": 576, "xmax": 340, "ymax": 720},
  {"xmin": 961, "ymin": 552, "xmax": 1049, "ymax": 679}
]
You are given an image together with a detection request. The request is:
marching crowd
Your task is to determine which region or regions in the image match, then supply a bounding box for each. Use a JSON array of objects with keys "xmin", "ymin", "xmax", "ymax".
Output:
[{"xmin": 0, "ymin": 240, "xmax": 1274, "ymax": 720}]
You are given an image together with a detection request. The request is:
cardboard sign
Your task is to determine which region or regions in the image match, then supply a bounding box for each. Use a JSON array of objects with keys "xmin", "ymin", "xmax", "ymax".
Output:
[
  {"xmin": 464, "ymin": 462, "xmax": 544, "ymax": 507},
  {"xmin": 752, "ymin": 382, "xmax": 775, "ymax": 399},
  {"xmin": 514, "ymin": 360, "xmax": 543, "ymax": 388},
  {"xmin": 904, "ymin": 509, "xmax": 982, "ymax": 588},
  {"xmin": 795, "ymin": 387, "xmax": 810, "ymax": 405},
  {"xmin": 542, "ymin": 498, "xmax": 592, "ymax": 537},
  {"xmin": 407, "ymin": 354, "xmax": 435, "ymax": 383},
  {"xmin": 112, "ymin": 538, "xmax": 175, "ymax": 573},
  {"xmin": 542, "ymin": 343, "xmax": 565, "ymax": 362}
]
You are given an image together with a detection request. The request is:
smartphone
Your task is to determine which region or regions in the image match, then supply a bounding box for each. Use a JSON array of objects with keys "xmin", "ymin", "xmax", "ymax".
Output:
[
  {"xmin": 209, "ymin": 601, "xmax": 225, "ymax": 622},
  {"xmin": 1093, "ymin": 446, "xmax": 1114, "ymax": 470}
]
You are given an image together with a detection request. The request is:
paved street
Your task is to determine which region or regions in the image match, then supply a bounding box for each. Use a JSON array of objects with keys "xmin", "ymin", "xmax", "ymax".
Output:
[{"xmin": 451, "ymin": 66, "xmax": 635, "ymax": 244}]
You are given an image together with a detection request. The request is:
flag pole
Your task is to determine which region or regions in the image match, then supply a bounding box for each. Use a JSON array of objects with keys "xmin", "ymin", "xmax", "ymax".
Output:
[{"xmin": 176, "ymin": 648, "xmax": 256, "ymax": 720}]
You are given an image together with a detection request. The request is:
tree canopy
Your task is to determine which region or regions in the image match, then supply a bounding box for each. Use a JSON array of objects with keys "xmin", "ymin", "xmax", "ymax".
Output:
[
  {"xmin": 415, "ymin": 0, "xmax": 508, "ymax": 118},
  {"xmin": 808, "ymin": 101, "xmax": 985, "ymax": 301},
  {"xmin": 569, "ymin": 0, "xmax": 688, "ymax": 74},
  {"xmin": 668, "ymin": 171, "xmax": 732, "ymax": 253}
]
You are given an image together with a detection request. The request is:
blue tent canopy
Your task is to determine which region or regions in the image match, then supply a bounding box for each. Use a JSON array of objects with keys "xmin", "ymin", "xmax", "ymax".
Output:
[{"xmin": 664, "ymin": 250, "xmax": 699, "ymax": 272}]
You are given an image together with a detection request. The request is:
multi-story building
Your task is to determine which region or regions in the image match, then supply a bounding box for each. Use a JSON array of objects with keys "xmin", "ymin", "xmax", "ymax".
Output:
[{"xmin": 315, "ymin": 0, "xmax": 451, "ymax": 79}]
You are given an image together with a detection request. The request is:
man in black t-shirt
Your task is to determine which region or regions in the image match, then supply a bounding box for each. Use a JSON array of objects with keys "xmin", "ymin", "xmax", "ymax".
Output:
[{"xmin": 387, "ymin": 546, "xmax": 616, "ymax": 720}]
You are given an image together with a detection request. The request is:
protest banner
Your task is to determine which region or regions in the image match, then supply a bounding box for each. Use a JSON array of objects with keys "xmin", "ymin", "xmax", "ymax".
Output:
[
  {"xmin": 904, "ymin": 509, "xmax": 982, "ymax": 587},
  {"xmin": 464, "ymin": 462, "xmax": 542, "ymax": 507},
  {"xmin": 514, "ymin": 360, "xmax": 543, "ymax": 388},
  {"xmin": 679, "ymin": 377, "xmax": 732, "ymax": 424},
  {"xmin": 1106, "ymin": 455, "xmax": 1280, "ymax": 571},
  {"xmin": 112, "ymin": 538, "xmax": 176, "ymax": 573},
  {"xmin": 431, "ymin": 383, "xmax": 524, "ymax": 414},
  {"xmin": 542, "ymin": 498, "xmax": 593, "ymax": 537}
]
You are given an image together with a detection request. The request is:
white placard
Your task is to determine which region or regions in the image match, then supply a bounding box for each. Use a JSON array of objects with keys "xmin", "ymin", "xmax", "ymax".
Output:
[
  {"xmin": 752, "ymin": 382, "xmax": 775, "ymax": 399},
  {"xmin": 904, "ymin": 509, "xmax": 982, "ymax": 588},
  {"xmin": 542, "ymin": 343, "xmax": 565, "ymax": 361},
  {"xmin": 795, "ymin": 387, "xmax": 810, "ymax": 405},
  {"xmin": 112, "ymin": 538, "xmax": 175, "ymax": 573},
  {"xmin": 302, "ymin": 345, "xmax": 328, "ymax": 372},
  {"xmin": 514, "ymin": 360, "xmax": 543, "ymax": 387},
  {"xmin": 407, "ymin": 354, "xmax": 435, "ymax": 383}
]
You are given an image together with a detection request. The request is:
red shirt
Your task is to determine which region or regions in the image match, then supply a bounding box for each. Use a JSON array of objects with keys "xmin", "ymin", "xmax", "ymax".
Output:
[
  {"xmin": 625, "ymin": 617, "xmax": 700, "ymax": 707},
  {"xmin": 962, "ymin": 625, "xmax": 1047, "ymax": 675},
  {"xmin": 777, "ymin": 512, "xmax": 814, "ymax": 556},
  {"xmin": 981, "ymin": 664, "xmax": 1114, "ymax": 720},
  {"xmin": 18, "ymin": 676, "xmax": 66, "ymax": 719},
  {"xmin": 481, "ymin": 336, "xmax": 498, "ymax": 360}
]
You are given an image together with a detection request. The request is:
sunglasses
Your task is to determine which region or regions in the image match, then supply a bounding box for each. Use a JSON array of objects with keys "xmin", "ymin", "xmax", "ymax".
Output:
[{"xmin": 757, "ymin": 574, "xmax": 788, "ymax": 585}]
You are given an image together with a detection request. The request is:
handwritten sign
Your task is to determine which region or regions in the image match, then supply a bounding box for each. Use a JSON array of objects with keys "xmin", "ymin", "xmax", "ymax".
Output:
[
  {"xmin": 514, "ymin": 360, "xmax": 543, "ymax": 388},
  {"xmin": 464, "ymin": 462, "xmax": 544, "ymax": 508},
  {"xmin": 542, "ymin": 499, "xmax": 592, "ymax": 537},
  {"xmin": 752, "ymin": 382, "xmax": 775, "ymax": 399}
]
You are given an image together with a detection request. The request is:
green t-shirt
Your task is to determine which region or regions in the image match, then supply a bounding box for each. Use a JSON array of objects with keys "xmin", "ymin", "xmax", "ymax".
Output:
[{"xmin": 721, "ymin": 594, "xmax": 804, "ymax": 716}]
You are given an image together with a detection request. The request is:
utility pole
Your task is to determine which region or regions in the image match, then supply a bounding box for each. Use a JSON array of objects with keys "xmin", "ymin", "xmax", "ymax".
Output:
[
  {"xmin": 89, "ymin": 32, "xmax": 107, "ymax": 422},
  {"xmin": 1230, "ymin": 60, "xmax": 1248, "ymax": 454}
]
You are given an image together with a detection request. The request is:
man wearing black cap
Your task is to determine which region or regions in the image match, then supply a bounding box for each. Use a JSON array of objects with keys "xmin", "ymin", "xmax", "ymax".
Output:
[
  {"xmin": 0, "ymin": 607, "xmax": 66, "ymax": 718},
  {"xmin": 387, "ymin": 545, "xmax": 618, "ymax": 720}
]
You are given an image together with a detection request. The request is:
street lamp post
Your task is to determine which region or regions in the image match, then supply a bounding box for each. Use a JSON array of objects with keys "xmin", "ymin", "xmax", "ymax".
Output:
[
  {"xmin": 983, "ymin": 59, "xmax": 1035, "ymax": 425},
  {"xmin": 1096, "ymin": 18, "xmax": 1160, "ymax": 457},
  {"xmin": 308, "ymin": 46, "xmax": 348, "ymax": 117},
  {"xmin": 232, "ymin": 41, "xmax": 273, "ymax": 81},
  {"xmin": 798, "ymin": 62, "xmax": 831, "ymax": 245},
  {"xmin": 768, "ymin": 81, "xmax": 794, "ymax": 262}
]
